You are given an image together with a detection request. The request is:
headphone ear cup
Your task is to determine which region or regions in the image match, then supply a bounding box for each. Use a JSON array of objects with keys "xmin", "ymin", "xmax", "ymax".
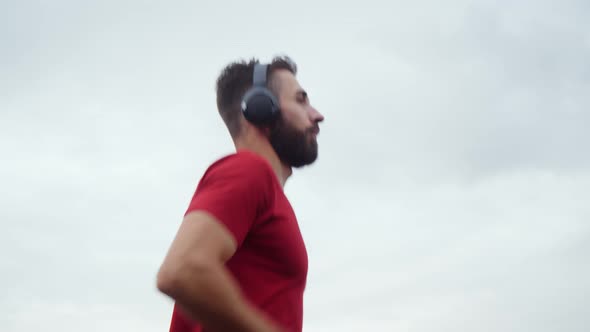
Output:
[{"xmin": 241, "ymin": 87, "xmax": 280, "ymax": 124}]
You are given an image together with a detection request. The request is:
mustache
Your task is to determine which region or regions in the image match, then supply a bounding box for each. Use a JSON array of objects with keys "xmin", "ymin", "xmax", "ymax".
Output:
[{"xmin": 307, "ymin": 124, "xmax": 320, "ymax": 135}]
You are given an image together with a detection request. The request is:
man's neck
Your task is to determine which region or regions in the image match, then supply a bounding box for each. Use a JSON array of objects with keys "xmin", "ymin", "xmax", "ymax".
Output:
[{"xmin": 234, "ymin": 135, "xmax": 292, "ymax": 188}]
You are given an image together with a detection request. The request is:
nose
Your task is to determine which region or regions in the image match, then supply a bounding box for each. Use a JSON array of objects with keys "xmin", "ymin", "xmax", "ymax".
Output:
[{"xmin": 309, "ymin": 106, "xmax": 324, "ymax": 123}]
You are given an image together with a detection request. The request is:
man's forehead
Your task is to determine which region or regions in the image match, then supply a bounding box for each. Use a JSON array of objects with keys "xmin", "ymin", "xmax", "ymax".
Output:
[{"xmin": 273, "ymin": 69, "xmax": 302, "ymax": 93}]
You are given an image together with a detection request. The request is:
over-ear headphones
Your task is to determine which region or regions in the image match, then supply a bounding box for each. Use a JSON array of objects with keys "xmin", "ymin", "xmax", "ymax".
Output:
[{"xmin": 241, "ymin": 63, "xmax": 280, "ymax": 124}]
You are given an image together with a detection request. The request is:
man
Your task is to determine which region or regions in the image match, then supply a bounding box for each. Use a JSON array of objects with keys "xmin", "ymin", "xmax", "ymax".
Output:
[{"xmin": 156, "ymin": 55, "xmax": 325, "ymax": 332}]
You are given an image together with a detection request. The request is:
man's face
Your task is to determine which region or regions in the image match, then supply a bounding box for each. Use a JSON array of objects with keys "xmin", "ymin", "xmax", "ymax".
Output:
[{"xmin": 269, "ymin": 70, "xmax": 325, "ymax": 168}]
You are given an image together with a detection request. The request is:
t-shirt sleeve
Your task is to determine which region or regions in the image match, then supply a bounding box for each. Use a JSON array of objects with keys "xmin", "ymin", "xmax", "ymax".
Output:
[{"xmin": 184, "ymin": 154, "xmax": 275, "ymax": 247}]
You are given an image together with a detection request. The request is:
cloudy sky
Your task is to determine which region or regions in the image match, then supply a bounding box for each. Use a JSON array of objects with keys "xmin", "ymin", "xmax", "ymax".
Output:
[{"xmin": 2, "ymin": 0, "xmax": 589, "ymax": 331}]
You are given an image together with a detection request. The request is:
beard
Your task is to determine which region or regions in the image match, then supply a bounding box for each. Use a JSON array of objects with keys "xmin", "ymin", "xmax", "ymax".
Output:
[{"xmin": 269, "ymin": 116, "xmax": 319, "ymax": 168}]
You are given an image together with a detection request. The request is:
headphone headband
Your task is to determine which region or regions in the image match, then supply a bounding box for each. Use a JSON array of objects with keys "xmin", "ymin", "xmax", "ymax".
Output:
[{"xmin": 253, "ymin": 64, "xmax": 268, "ymax": 87}]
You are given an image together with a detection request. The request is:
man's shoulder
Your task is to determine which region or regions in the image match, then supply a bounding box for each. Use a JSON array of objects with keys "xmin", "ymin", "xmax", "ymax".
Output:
[
  {"xmin": 201, "ymin": 150, "xmax": 276, "ymax": 185},
  {"xmin": 212, "ymin": 149, "xmax": 269, "ymax": 167},
  {"xmin": 208, "ymin": 150, "xmax": 272, "ymax": 172}
]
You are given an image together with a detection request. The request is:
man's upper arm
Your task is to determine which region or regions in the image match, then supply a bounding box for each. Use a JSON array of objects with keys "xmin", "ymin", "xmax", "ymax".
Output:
[
  {"xmin": 184, "ymin": 154, "xmax": 275, "ymax": 248},
  {"xmin": 157, "ymin": 210, "xmax": 237, "ymax": 292},
  {"xmin": 169, "ymin": 211, "xmax": 238, "ymax": 266},
  {"xmin": 159, "ymin": 154, "xmax": 274, "ymax": 282}
]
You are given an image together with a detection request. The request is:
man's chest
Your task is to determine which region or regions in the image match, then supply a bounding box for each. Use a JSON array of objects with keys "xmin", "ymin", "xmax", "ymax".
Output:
[{"xmin": 239, "ymin": 196, "xmax": 308, "ymax": 281}]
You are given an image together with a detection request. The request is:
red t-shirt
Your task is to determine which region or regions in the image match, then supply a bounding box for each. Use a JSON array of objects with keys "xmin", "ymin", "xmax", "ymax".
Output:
[{"xmin": 168, "ymin": 150, "xmax": 309, "ymax": 332}]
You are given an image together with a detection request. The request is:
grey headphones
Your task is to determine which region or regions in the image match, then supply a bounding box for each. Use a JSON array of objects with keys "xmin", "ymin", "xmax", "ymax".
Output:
[{"xmin": 240, "ymin": 64, "xmax": 280, "ymax": 124}]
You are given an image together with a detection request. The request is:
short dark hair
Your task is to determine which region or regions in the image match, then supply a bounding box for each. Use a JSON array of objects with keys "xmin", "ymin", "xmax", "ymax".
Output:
[{"xmin": 215, "ymin": 55, "xmax": 297, "ymax": 138}]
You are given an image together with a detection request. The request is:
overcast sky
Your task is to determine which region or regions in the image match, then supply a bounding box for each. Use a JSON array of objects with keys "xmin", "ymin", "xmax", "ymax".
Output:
[{"xmin": 2, "ymin": 1, "xmax": 589, "ymax": 331}]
